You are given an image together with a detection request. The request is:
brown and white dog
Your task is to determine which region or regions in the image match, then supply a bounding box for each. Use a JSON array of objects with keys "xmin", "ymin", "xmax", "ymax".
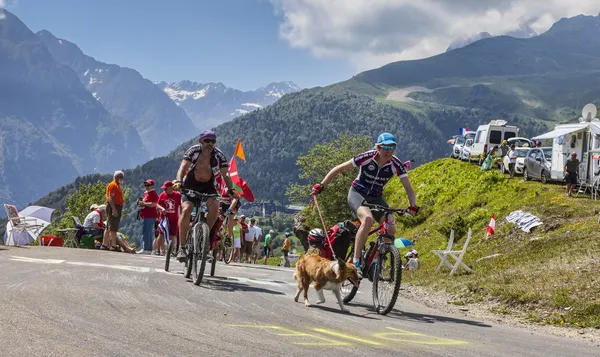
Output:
[{"xmin": 293, "ymin": 254, "xmax": 360, "ymax": 313}]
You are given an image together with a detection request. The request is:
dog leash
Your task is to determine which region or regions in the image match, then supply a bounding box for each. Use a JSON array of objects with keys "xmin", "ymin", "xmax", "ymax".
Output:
[{"xmin": 312, "ymin": 194, "xmax": 338, "ymax": 260}]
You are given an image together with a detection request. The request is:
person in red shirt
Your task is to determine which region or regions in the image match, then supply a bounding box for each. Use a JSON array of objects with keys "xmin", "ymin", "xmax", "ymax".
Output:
[
  {"xmin": 155, "ymin": 180, "xmax": 182, "ymax": 255},
  {"xmin": 138, "ymin": 179, "xmax": 159, "ymax": 254}
]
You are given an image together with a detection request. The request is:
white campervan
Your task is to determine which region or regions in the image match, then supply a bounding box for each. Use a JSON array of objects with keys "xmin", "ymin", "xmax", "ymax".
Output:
[
  {"xmin": 533, "ymin": 121, "xmax": 600, "ymax": 183},
  {"xmin": 467, "ymin": 120, "xmax": 519, "ymax": 164}
]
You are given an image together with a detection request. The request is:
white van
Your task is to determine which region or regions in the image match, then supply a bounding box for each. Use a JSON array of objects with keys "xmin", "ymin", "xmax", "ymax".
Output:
[
  {"xmin": 467, "ymin": 120, "xmax": 519, "ymax": 164},
  {"xmin": 453, "ymin": 131, "xmax": 476, "ymax": 160}
]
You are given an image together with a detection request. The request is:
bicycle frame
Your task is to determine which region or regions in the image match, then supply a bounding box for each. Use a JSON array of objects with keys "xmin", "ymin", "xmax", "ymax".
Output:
[
  {"xmin": 353, "ymin": 203, "xmax": 408, "ymax": 273},
  {"xmin": 182, "ymin": 189, "xmax": 219, "ymax": 248}
]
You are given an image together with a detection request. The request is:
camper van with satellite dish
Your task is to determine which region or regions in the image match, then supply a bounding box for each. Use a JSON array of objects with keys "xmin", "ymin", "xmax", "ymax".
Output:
[
  {"xmin": 532, "ymin": 103, "xmax": 600, "ymax": 185},
  {"xmin": 465, "ymin": 120, "xmax": 519, "ymax": 164}
]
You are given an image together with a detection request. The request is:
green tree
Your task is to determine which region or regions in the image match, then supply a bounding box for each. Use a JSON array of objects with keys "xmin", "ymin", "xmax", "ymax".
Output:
[
  {"xmin": 52, "ymin": 181, "xmax": 130, "ymax": 231},
  {"xmin": 286, "ymin": 133, "xmax": 372, "ymax": 229}
]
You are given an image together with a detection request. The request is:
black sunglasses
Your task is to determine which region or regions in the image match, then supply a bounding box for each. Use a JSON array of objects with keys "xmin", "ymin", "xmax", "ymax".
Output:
[{"xmin": 202, "ymin": 138, "xmax": 216, "ymax": 144}]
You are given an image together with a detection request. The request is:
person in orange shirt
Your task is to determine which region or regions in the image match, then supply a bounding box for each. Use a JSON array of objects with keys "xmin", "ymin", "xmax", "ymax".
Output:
[
  {"xmin": 282, "ymin": 232, "xmax": 292, "ymax": 267},
  {"xmin": 102, "ymin": 170, "xmax": 125, "ymax": 250}
]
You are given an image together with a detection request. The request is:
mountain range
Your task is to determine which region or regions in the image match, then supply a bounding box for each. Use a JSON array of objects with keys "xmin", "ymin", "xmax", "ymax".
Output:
[
  {"xmin": 0, "ymin": 10, "xmax": 148, "ymax": 208},
  {"xmin": 10, "ymin": 13, "xmax": 600, "ymax": 239},
  {"xmin": 0, "ymin": 9, "xmax": 297, "ymax": 212},
  {"xmin": 157, "ymin": 80, "xmax": 301, "ymax": 129},
  {"xmin": 446, "ymin": 23, "xmax": 538, "ymax": 52}
]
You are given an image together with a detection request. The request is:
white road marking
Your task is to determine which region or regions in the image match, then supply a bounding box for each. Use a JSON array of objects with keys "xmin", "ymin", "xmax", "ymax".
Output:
[{"xmin": 10, "ymin": 256, "xmax": 65, "ymax": 264}]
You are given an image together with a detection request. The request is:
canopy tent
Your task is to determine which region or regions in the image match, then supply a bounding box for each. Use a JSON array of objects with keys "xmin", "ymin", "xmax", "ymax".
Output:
[{"xmin": 3, "ymin": 205, "xmax": 55, "ymax": 246}]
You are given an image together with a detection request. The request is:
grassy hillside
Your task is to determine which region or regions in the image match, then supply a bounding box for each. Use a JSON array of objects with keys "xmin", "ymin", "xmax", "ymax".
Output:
[{"xmin": 382, "ymin": 159, "xmax": 600, "ymax": 327}]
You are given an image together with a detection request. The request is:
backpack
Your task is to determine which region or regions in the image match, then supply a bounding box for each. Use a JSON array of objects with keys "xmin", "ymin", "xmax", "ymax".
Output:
[{"xmin": 311, "ymin": 221, "xmax": 358, "ymax": 260}]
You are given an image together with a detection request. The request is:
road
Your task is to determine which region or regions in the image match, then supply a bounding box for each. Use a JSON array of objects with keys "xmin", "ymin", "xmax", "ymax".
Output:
[{"xmin": 0, "ymin": 247, "xmax": 597, "ymax": 357}]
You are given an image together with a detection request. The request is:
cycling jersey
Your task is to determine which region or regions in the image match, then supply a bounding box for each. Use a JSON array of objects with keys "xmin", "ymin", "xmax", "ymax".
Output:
[
  {"xmin": 351, "ymin": 150, "xmax": 407, "ymax": 196},
  {"xmin": 182, "ymin": 144, "xmax": 228, "ymax": 189}
]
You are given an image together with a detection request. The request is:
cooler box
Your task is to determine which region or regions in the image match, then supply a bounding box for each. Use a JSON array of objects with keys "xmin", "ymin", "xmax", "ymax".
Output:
[
  {"xmin": 79, "ymin": 234, "xmax": 98, "ymax": 249},
  {"xmin": 40, "ymin": 235, "xmax": 63, "ymax": 247}
]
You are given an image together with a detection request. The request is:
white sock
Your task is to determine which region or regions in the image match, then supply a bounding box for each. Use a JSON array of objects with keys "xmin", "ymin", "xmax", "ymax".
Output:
[{"xmin": 353, "ymin": 258, "xmax": 360, "ymax": 264}]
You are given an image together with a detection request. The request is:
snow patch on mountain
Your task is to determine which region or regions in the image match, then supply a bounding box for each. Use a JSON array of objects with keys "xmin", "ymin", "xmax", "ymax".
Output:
[{"xmin": 242, "ymin": 103, "xmax": 262, "ymax": 108}]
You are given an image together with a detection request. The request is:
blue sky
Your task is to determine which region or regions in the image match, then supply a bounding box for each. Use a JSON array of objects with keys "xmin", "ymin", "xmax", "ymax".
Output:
[{"xmin": 5, "ymin": 0, "xmax": 354, "ymax": 91}]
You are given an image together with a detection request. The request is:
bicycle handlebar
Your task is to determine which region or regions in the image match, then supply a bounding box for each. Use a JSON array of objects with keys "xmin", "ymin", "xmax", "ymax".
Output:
[{"xmin": 181, "ymin": 189, "xmax": 220, "ymax": 199}]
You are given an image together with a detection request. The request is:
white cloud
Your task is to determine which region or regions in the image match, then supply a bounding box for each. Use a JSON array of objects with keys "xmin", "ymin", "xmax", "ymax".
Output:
[
  {"xmin": 0, "ymin": 0, "xmax": 5, "ymax": 20},
  {"xmin": 271, "ymin": 0, "xmax": 600, "ymax": 71}
]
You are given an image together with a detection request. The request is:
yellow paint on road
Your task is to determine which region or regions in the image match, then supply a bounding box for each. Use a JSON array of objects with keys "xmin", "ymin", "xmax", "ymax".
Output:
[
  {"xmin": 313, "ymin": 328, "xmax": 384, "ymax": 346},
  {"xmin": 373, "ymin": 327, "xmax": 468, "ymax": 345},
  {"xmin": 228, "ymin": 324, "xmax": 469, "ymax": 349},
  {"xmin": 227, "ymin": 324, "xmax": 350, "ymax": 346}
]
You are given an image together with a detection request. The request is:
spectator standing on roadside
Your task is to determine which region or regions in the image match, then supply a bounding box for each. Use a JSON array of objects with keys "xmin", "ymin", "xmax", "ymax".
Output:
[
  {"xmin": 236, "ymin": 215, "xmax": 249, "ymax": 262},
  {"xmin": 155, "ymin": 181, "xmax": 182, "ymax": 256},
  {"xmin": 263, "ymin": 230, "xmax": 274, "ymax": 265},
  {"xmin": 138, "ymin": 179, "xmax": 159, "ymax": 254},
  {"xmin": 282, "ymin": 232, "xmax": 291, "ymax": 267},
  {"xmin": 249, "ymin": 218, "xmax": 263, "ymax": 264},
  {"xmin": 244, "ymin": 218, "xmax": 257, "ymax": 263},
  {"xmin": 564, "ymin": 152, "xmax": 580, "ymax": 197},
  {"xmin": 500, "ymin": 140, "xmax": 509, "ymax": 171},
  {"xmin": 103, "ymin": 171, "xmax": 125, "ymax": 251},
  {"xmin": 508, "ymin": 144, "xmax": 517, "ymax": 179}
]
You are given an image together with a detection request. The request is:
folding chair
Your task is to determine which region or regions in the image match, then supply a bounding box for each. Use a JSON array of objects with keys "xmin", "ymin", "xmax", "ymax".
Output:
[
  {"xmin": 3, "ymin": 204, "xmax": 44, "ymax": 246},
  {"xmin": 431, "ymin": 229, "xmax": 455, "ymax": 273},
  {"xmin": 446, "ymin": 228, "xmax": 473, "ymax": 276}
]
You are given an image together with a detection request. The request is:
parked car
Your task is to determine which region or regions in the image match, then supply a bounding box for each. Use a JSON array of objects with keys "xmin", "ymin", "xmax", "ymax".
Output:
[
  {"xmin": 501, "ymin": 148, "xmax": 530, "ymax": 174},
  {"xmin": 507, "ymin": 137, "xmax": 534, "ymax": 148},
  {"xmin": 523, "ymin": 147, "xmax": 553, "ymax": 183},
  {"xmin": 453, "ymin": 131, "xmax": 476, "ymax": 159},
  {"xmin": 468, "ymin": 120, "xmax": 519, "ymax": 164}
]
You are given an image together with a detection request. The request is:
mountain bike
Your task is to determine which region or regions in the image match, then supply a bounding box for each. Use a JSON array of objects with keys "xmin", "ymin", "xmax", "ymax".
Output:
[
  {"xmin": 218, "ymin": 213, "xmax": 235, "ymax": 265},
  {"xmin": 340, "ymin": 202, "xmax": 409, "ymax": 315},
  {"xmin": 164, "ymin": 219, "xmax": 179, "ymax": 272},
  {"xmin": 181, "ymin": 189, "xmax": 220, "ymax": 286}
]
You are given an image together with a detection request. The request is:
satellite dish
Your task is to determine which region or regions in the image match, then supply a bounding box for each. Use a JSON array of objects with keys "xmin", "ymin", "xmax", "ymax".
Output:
[{"xmin": 582, "ymin": 103, "xmax": 597, "ymax": 122}]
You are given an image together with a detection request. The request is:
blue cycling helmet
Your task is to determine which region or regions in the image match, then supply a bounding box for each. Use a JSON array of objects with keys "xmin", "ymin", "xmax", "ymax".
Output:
[{"xmin": 377, "ymin": 132, "xmax": 396, "ymax": 145}]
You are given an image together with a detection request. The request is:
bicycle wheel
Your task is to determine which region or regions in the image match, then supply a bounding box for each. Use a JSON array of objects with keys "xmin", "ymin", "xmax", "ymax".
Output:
[
  {"xmin": 223, "ymin": 232, "xmax": 234, "ymax": 265},
  {"xmin": 372, "ymin": 243, "xmax": 402, "ymax": 315},
  {"xmin": 184, "ymin": 232, "xmax": 194, "ymax": 279},
  {"xmin": 165, "ymin": 239, "xmax": 175, "ymax": 272},
  {"xmin": 210, "ymin": 248, "xmax": 218, "ymax": 276},
  {"xmin": 341, "ymin": 247, "xmax": 359, "ymax": 304},
  {"xmin": 193, "ymin": 222, "xmax": 210, "ymax": 286}
]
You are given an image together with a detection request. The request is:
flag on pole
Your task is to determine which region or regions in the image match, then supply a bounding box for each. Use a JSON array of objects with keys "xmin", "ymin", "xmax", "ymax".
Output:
[
  {"xmin": 487, "ymin": 215, "xmax": 496, "ymax": 238},
  {"xmin": 459, "ymin": 128, "xmax": 470, "ymax": 136},
  {"xmin": 234, "ymin": 139, "xmax": 246, "ymax": 162},
  {"xmin": 158, "ymin": 216, "xmax": 171, "ymax": 245}
]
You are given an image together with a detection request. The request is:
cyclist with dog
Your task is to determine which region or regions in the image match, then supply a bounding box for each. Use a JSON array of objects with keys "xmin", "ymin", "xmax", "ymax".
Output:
[
  {"xmin": 173, "ymin": 130, "xmax": 239, "ymax": 262},
  {"xmin": 312, "ymin": 132, "xmax": 418, "ymax": 279}
]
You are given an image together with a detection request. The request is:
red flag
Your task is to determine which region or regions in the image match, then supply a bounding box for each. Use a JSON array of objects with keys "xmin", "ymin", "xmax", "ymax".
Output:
[
  {"xmin": 487, "ymin": 215, "xmax": 496, "ymax": 238},
  {"xmin": 215, "ymin": 157, "xmax": 255, "ymax": 202}
]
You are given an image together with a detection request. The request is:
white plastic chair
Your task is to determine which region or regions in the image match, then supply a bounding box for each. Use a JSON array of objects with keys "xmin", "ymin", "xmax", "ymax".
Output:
[
  {"xmin": 432, "ymin": 229, "xmax": 455, "ymax": 273},
  {"xmin": 447, "ymin": 228, "xmax": 473, "ymax": 276}
]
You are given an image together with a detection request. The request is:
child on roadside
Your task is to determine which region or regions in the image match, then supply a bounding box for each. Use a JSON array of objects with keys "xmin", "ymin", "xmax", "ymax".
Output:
[{"xmin": 404, "ymin": 249, "xmax": 420, "ymax": 272}]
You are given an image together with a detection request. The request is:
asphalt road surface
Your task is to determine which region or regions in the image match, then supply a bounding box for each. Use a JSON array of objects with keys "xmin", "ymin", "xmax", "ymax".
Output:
[{"xmin": 0, "ymin": 247, "xmax": 597, "ymax": 357}]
